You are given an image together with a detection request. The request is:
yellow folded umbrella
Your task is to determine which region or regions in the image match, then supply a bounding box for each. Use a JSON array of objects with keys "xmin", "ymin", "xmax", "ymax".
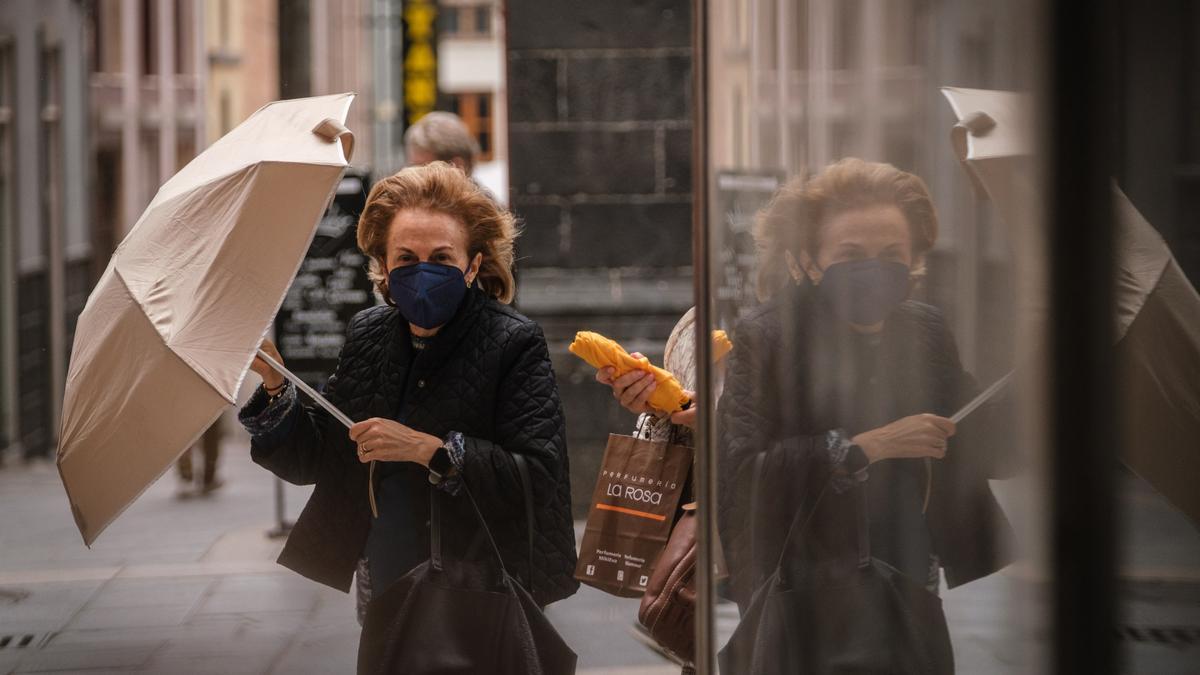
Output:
[
  {"xmin": 570, "ymin": 330, "xmax": 733, "ymax": 414},
  {"xmin": 713, "ymin": 330, "xmax": 733, "ymax": 362}
]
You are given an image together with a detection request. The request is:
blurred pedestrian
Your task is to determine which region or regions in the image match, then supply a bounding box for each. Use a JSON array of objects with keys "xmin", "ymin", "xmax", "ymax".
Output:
[
  {"xmin": 176, "ymin": 419, "xmax": 222, "ymax": 497},
  {"xmin": 717, "ymin": 158, "xmax": 1016, "ymax": 673},
  {"xmin": 239, "ymin": 162, "xmax": 578, "ymax": 660},
  {"xmin": 404, "ymin": 111, "xmax": 481, "ymax": 174}
]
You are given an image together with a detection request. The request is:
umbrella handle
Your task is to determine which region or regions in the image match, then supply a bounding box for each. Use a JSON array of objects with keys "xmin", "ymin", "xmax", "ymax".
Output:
[
  {"xmin": 312, "ymin": 118, "xmax": 355, "ymax": 163},
  {"xmin": 255, "ymin": 348, "xmax": 354, "ymax": 430}
]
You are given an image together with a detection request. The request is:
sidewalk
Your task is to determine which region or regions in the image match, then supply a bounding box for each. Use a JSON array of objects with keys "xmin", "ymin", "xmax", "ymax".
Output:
[
  {"xmin": 0, "ymin": 433, "xmax": 677, "ymax": 675},
  {"xmin": 1, "ymin": 431, "xmax": 1196, "ymax": 673}
]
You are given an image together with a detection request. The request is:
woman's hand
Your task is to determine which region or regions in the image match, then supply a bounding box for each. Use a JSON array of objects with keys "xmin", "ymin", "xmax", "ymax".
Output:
[
  {"xmin": 596, "ymin": 356, "xmax": 659, "ymax": 415},
  {"xmin": 668, "ymin": 390, "xmax": 697, "ymax": 429},
  {"xmin": 250, "ymin": 339, "xmax": 286, "ymax": 391},
  {"xmin": 852, "ymin": 413, "xmax": 956, "ymax": 463},
  {"xmin": 349, "ymin": 418, "xmax": 443, "ymax": 466}
]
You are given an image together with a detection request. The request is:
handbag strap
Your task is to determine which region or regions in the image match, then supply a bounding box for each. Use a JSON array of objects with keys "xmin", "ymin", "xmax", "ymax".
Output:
[
  {"xmin": 430, "ymin": 487, "xmax": 443, "ymax": 571},
  {"xmin": 428, "ymin": 476, "xmax": 512, "ymax": 578},
  {"xmin": 513, "ymin": 453, "xmax": 535, "ymax": 593},
  {"xmin": 770, "ymin": 477, "xmax": 872, "ymax": 575},
  {"xmin": 772, "ymin": 475, "xmax": 833, "ymax": 574},
  {"xmin": 855, "ymin": 480, "xmax": 871, "ymax": 569},
  {"xmin": 748, "ymin": 451, "xmax": 766, "ymax": 582}
]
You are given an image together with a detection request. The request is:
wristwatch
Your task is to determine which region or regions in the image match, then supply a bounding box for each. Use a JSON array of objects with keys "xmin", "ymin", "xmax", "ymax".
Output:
[
  {"xmin": 844, "ymin": 443, "xmax": 870, "ymax": 474},
  {"xmin": 427, "ymin": 445, "xmax": 455, "ymax": 484}
]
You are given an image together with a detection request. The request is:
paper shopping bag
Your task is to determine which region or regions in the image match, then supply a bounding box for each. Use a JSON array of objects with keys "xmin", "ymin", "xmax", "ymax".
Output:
[{"xmin": 575, "ymin": 434, "xmax": 693, "ymax": 598}]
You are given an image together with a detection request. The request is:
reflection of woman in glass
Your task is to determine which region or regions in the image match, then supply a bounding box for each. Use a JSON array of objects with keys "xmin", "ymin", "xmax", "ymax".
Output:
[{"xmin": 719, "ymin": 158, "xmax": 1016, "ymax": 668}]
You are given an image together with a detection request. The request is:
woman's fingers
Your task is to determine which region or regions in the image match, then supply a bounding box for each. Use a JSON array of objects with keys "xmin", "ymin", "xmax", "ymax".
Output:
[
  {"xmin": 349, "ymin": 419, "xmax": 376, "ymax": 442},
  {"xmin": 630, "ymin": 379, "xmax": 657, "ymax": 409},
  {"xmin": 619, "ymin": 373, "xmax": 656, "ymax": 409},
  {"xmin": 922, "ymin": 414, "xmax": 957, "ymax": 436},
  {"xmin": 611, "ymin": 369, "xmax": 649, "ymax": 393},
  {"xmin": 595, "ymin": 367, "xmax": 615, "ymax": 385}
]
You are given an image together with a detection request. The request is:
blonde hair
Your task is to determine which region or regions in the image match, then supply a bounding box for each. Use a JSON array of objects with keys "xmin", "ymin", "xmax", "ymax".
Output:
[
  {"xmin": 357, "ymin": 162, "xmax": 518, "ymax": 304},
  {"xmin": 753, "ymin": 158, "xmax": 939, "ymax": 300}
]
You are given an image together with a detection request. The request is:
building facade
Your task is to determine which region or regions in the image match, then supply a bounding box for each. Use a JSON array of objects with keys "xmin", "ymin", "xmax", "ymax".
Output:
[{"xmin": 0, "ymin": 2, "xmax": 92, "ymax": 460}]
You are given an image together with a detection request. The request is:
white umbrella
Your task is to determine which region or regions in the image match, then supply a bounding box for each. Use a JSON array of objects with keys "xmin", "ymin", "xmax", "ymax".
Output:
[{"xmin": 58, "ymin": 93, "xmax": 357, "ymax": 544}]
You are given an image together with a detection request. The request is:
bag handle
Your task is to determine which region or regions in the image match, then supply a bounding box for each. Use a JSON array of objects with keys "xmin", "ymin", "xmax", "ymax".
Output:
[
  {"xmin": 855, "ymin": 481, "xmax": 871, "ymax": 569},
  {"xmin": 513, "ymin": 454, "xmax": 536, "ymax": 593},
  {"xmin": 748, "ymin": 450, "xmax": 767, "ymax": 583},
  {"xmin": 428, "ymin": 475, "xmax": 512, "ymax": 581},
  {"xmin": 430, "ymin": 488, "xmax": 443, "ymax": 571},
  {"xmin": 771, "ymin": 475, "xmax": 833, "ymax": 575},
  {"xmin": 768, "ymin": 432, "xmax": 877, "ymax": 575}
]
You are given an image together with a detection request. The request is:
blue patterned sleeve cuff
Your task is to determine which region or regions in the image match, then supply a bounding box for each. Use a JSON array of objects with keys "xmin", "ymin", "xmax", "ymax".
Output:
[
  {"xmin": 826, "ymin": 428, "xmax": 868, "ymax": 493},
  {"xmin": 434, "ymin": 431, "xmax": 467, "ymax": 495},
  {"xmin": 238, "ymin": 383, "xmax": 299, "ymax": 440}
]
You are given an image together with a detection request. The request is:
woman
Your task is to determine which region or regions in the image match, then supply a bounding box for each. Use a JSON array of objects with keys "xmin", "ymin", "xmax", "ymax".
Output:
[
  {"xmin": 239, "ymin": 162, "xmax": 579, "ymax": 638},
  {"xmin": 718, "ymin": 158, "xmax": 1016, "ymax": 670}
]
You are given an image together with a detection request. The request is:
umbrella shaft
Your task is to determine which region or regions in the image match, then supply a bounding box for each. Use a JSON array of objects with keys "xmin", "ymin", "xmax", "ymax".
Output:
[
  {"xmin": 256, "ymin": 348, "xmax": 354, "ymax": 429},
  {"xmin": 951, "ymin": 371, "xmax": 1014, "ymax": 425}
]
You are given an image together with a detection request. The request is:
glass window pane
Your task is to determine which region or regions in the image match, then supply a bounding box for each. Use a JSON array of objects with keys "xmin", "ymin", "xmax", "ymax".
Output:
[{"xmin": 701, "ymin": 1, "xmax": 1057, "ymax": 673}]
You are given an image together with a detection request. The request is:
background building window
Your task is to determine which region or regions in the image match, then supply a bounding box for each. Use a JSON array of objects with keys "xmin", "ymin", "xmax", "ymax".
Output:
[
  {"xmin": 444, "ymin": 92, "xmax": 494, "ymax": 161},
  {"xmin": 440, "ymin": 4, "xmax": 493, "ymax": 39}
]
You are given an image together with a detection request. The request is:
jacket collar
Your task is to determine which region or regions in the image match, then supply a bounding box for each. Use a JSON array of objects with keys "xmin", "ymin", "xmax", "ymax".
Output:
[{"xmin": 371, "ymin": 288, "xmax": 489, "ymax": 420}]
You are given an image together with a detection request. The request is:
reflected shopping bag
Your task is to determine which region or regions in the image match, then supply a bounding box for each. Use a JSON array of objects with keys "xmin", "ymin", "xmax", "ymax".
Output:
[{"xmin": 574, "ymin": 434, "xmax": 694, "ymax": 598}]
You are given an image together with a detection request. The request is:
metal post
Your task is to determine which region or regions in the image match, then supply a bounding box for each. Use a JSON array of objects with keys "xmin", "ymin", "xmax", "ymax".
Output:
[
  {"xmin": 158, "ymin": 0, "xmax": 177, "ymax": 181},
  {"xmin": 1046, "ymin": 0, "xmax": 1118, "ymax": 671},
  {"xmin": 310, "ymin": 0, "xmax": 329, "ymax": 95},
  {"xmin": 691, "ymin": 0, "xmax": 715, "ymax": 672},
  {"xmin": 774, "ymin": 0, "xmax": 789, "ymax": 172},
  {"xmin": 193, "ymin": 0, "xmax": 207, "ymax": 151},
  {"xmin": 372, "ymin": 0, "xmax": 398, "ymax": 174},
  {"xmin": 120, "ymin": 0, "xmax": 142, "ymax": 238},
  {"xmin": 267, "ymin": 477, "xmax": 293, "ymax": 539}
]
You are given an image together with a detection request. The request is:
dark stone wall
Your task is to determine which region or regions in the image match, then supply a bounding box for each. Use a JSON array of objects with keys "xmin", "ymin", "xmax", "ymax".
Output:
[
  {"xmin": 506, "ymin": 0, "xmax": 694, "ymax": 516},
  {"xmin": 1114, "ymin": 0, "xmax": 1200, "ymax": 285}
]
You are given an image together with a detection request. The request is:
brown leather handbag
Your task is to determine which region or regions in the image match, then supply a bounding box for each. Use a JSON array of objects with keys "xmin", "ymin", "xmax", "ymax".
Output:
[
  {"xmin": 637, "ymin": 502, "xmax": 699, "ymax": 664},
  {"xmin": 638, "ymin": 453, "xmax": 750, "ymax": 666}
]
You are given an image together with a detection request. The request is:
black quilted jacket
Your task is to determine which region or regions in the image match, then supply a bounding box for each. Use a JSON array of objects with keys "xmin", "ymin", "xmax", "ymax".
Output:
[
  {"xmin": 249, "ymin": 288, "xmax": 579, "ymax": 607},
  {"xmin": 718, "ymin": 282, "xmax": 1017, "ymax": 606}
]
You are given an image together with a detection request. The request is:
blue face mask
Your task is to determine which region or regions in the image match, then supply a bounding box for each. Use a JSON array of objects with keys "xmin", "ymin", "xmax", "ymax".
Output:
[
  {"xmin": 815, "ymin": 259, "xmax": 911, "ymax": 325},
  {"xmin": 387, "ymin": 262, "xmax": 469, "ymax": 330}
]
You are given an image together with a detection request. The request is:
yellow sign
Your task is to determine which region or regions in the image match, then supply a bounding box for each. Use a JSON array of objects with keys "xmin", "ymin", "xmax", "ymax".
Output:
[{"xmin": 403, "ymin": 0, "xmax": 438, "ymax": 127}]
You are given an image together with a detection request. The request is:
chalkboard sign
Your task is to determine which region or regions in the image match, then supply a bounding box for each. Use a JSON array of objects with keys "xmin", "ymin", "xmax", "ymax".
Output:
[
  {"xmin": 275, "ymin": 170, "xmax": 375, "ymax": 388},
  {"xmin": 713, "ymin": 170, "xmax": 784, "ymax": 325}
]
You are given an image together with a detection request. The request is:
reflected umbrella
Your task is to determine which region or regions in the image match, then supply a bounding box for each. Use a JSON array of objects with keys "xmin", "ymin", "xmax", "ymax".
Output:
[{"xmin": 942, "ymin": 86, "xmax": 1200, "ymax": 527}]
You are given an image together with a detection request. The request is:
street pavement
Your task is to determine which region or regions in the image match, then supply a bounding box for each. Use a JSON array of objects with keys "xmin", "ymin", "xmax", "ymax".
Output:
[{"xmin": 0, "ymin": 426, "xmax": 1197, "ymax": 674}]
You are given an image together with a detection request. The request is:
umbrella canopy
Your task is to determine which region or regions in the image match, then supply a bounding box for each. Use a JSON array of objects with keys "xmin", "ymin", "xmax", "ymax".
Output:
[
  {"xmin": 58, "ymin": 93, "xmax": 356, "ymax": 544},
  {"xmin": 942, "ymin": 87, "xmax": 1200, "ymax": 526}
]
